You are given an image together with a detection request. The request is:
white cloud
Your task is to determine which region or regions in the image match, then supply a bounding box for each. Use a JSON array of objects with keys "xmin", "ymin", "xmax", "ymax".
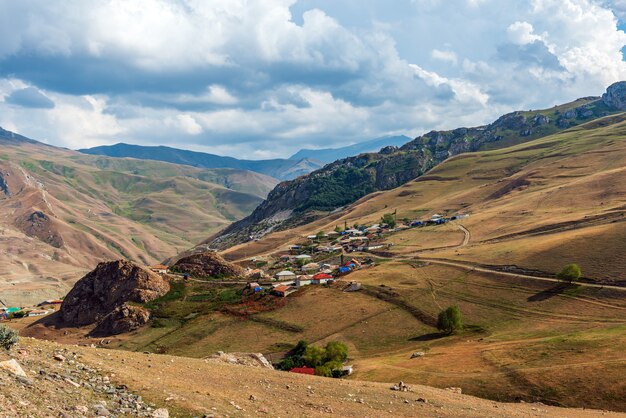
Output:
[
  {"xmin": 0, "ymin": 0, "xmax": 625, "ymax": 158},
  {"xmin": 507, "ymin": 21, "xmax": 544, "ymax": 45},
  {"xmin": 431, "ymin": 49, "xmax": 458, "ymax": 65}
]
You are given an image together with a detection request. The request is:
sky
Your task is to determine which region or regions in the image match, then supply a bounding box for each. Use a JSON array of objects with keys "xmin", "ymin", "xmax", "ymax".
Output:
[{"xmin": 1, "ymin": 0, "xmax": 626, "ymax": 159}]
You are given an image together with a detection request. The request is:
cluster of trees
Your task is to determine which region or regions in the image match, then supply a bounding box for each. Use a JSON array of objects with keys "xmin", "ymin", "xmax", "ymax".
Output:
[
  {"xmin": 277, "ymin": 340, "xmax": 349, "ymax": 377},
  {"xmin": 296, "ymin": 167, "xmax": 375, "ymax": 213}
]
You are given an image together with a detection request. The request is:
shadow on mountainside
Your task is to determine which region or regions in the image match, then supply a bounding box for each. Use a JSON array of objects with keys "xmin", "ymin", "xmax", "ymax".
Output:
[{"xmin": 527, "ymin": 282, "xmax": 578, "ymax": 302}]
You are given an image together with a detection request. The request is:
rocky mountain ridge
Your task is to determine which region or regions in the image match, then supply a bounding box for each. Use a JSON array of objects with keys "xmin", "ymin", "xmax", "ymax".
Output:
[{"xmin": 208, "ymin": 82, "xmax": 626, "ymax": 250}]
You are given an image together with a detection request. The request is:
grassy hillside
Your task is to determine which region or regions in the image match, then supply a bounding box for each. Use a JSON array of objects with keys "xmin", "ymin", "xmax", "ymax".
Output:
[
  {"xmin": 0, "ymin": 132, "xmax": 278, "ymax": 306},
  {"xmin": 209, "ymin": 94, "xmax": 618, "ymax": 250},
  {"xmin": 103, "ymin": 111, "xmax": 626, "ymax": 410}
]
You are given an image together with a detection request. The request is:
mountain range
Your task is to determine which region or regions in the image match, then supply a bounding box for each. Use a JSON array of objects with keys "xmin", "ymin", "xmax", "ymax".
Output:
[
  {"xmin": 78, "ymin": 135, "xmax": 412, "ymax": 181},
  {"xmin": 0, "ymin": 128, "xmax": 277, "ymax": 306},
  {"xmin": 208, "ymin": 84, "xmax": 626, "ymax": 250}
]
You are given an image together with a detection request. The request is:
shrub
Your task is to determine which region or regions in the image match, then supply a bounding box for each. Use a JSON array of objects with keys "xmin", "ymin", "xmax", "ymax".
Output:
[
  {"xmin": 0, "ymin": 325, "xmax": 19, "ymax": 350},
  {"xmin": 557, "ymin": 264, "xmax": 581, "ymax": 282},
  {"xmin": 381, "ymin": 213, "xmax": 397, "ymax": 228},
  {"xmin": 437, "ymin": 306, "xmax": 463, "ymax": 334}
]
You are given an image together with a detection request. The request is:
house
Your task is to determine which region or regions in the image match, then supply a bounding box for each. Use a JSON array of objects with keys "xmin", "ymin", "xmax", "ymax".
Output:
[
  {"xmin": 294, "ymin": 254, "xmax": 312, "ymax": 260},
  {"xmin": 338, "ymin": 266, "xmax": 352, "ymax": 274},
  {"xmin": 307, "ymin": 234, "xmax": 318, "ymax": 240},
  {"xmin": 290, "ymin": 366, "xmax": 315, "ymax": 375},
  {"xmin": 279, "ymin": 254, "xmax": 291, "ymax": 262},
  {"xmin": 431, "ymin": 214, "xmax": 442, "ymax": 220},
  {"xmin": 272, "ymin": 285, "xmax": 297, "ymax": 297},
  {"xmin": 364, "ymin": 245, "xmax": 383, "ymax": 251},
  {"xmin": 327, "ymin": 231, "xmax": 339, "ymax": 237},
  {"xmin": 27, "ymin": 309, "xmax": 49, "ymax": 317},
  {"xmin": 410, "ymin": 221, "xmax": 423, "ymax": 227},
  {"xmin": 341, "ymin": 365, "xmax": 354, "ymax": 376},
  {"xmin": 246, "ymin": 282, "xmax": 263, "ymax": 292},
  {"xmin": 150, "ymin": 264, "xmax": 169, "ymax": 274},
  {"xmin": 295, "ymin": 275, "xmax": 313, "ymax": 287},
  {"xmin": 275, "ymin": 270, "xmax": 296, "ymax": 280},
  {"xmin": 312, "ymin": 273, "xmax": 333, "ymax": 284},
  {"xmin": 301, "ymin": 262, "xmax": 320, "ymax": 272}
]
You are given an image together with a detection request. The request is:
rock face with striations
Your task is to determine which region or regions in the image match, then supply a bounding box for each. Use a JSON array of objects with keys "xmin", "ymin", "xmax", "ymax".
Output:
[
  {"xmin": 602, "ymin": 81, "xmax": 626, "ymax": 110},
  {"xmin": 90, "ymin": 304, "xmax": 152, "ymax": 337},
  {"xmin": 61, "ymin": 260, "xmax": 169, "ymax": 328},
  {"xmin": 173, "ymin": 252, "xmax": 244, "ymax": 278}
]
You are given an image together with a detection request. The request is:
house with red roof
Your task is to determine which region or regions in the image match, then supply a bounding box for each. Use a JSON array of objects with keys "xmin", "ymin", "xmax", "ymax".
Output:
[
  {"xmin": 312, "ymin": 273, "xmax": 333, "ymax": 284},
  {"xmin": 289, "ymin": 366, "xmax": 315, "ymax": 375},
  {"xmin": 272, "ymin": 285, "xmax": 297, "ymax": 297}
]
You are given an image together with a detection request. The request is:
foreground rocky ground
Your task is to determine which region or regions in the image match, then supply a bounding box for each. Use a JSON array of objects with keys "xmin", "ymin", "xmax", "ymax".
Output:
[{"xmin": 1, "ymin": 337, "xmax": 624, "ymax": 417}]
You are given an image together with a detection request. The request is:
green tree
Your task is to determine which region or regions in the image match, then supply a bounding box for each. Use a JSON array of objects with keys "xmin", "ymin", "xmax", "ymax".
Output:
[
  {"xmin": 304, "ymin": 346, "xmax": 326, "ymax": 367},
  {"xmin": 557, "ymin": 264, "xmax": 581, "ymax": 283},
  {"xmin": 334, "ymin": 225, "xmax": 342, "ymax": 233},
  {"xmin": 381, "ymin": 213, "xmax": 397, "ymax": 228},
  {"xmin": 315, "ymin": 365, "xmax": 333, "ymax": 377},
  {"xmin": 437, "ymin": 306, "xmax": 463, "ymax": 334},
  {"xmin": 325, "ymin": 341, "xmax": 348, "ymax": 363},
  {"xmin": 0, "ymin": 325, "xmax": 18, "ymax": 350}
]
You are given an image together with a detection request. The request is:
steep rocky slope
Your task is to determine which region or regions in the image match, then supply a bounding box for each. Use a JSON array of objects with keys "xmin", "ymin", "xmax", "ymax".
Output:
[
  {"xmin": 60, "ymin": 260, "xmax": 169, "ymax": 335},
  {"xmin": 209, "ymin": 83, "xmax": 626, "ymax": 250},
  {"xmin": 0, "ymin": 130, "xmax": 276, "ymax": 306}
]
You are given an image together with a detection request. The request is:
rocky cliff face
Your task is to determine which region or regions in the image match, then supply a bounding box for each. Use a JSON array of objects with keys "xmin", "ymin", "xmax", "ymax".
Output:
[
  {"xmin": 61, "ymin": 260, "xmax": 169, "ymax": 328},
  {"xmin": 209, "ymin": 84, "xmax": 625, "ymax": 250},
  {"xmin": 90, "ymin": 304, "xmax": 152, "ymax": 337},
  {"xmin": 602, "ymin": 81, "xmax": 626, "ymax": 110}
]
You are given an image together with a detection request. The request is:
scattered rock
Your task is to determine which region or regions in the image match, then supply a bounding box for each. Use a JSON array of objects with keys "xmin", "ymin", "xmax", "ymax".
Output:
[
  {"xmin": 410, "ymin": 352, "xmax": 425, "ymax": 359},
  {"xmin": 390, "ymin": 381, "xmax": 410, "ymax": 392},
  {"xmin": 53, "ymin": 354, "xmax": 66, "ymax": 362},
  {"xmin": 152, "ymin": 408, "xmax": 169, "ymax": 418},
  {"xmin": 0, "ymin": 359, "xmax": 27, "ymax": 378},
  {"xmin": 445, "ymin": 387, "xmax": 462, "ymax": 394}
]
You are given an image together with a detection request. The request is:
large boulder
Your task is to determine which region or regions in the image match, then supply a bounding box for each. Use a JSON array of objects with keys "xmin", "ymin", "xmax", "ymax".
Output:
[
  {"xmin": 61, "ymin": 260, "xmax": 169, "ymax": 326},
  {"xmin": 90, "ymin": 304, "xmax": 151, "ymax": 337},
  {"xmin": 602, "ymin": 81, "xmax": 626, "ymax": 110},
  {"xmin": 172, "ymin": 252, "xmax": 244, "ymax": 278}
]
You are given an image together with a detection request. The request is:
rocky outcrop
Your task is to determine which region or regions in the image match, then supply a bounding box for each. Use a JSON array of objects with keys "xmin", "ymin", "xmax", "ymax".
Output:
[
  {"xmin": 14, "ymin": 210, "xmax": 64, "ymax": 248},
  {"xmin": 602, "ymin": 81, "xmax": 626, "ymax": 110},
  {"xmin": 90, "ymin": 304, "xmax": 151, "ymax": 337},
  {"xmin": 173, "ymin": 252, "xmax": 244, "ymax": 278},
  {"xmin": 205, "ymin": 351, "xmax": 274, "ymax": 369},
  {"xmin": 61, "ymin": 260, "xmax": 169, "ymax": 327}
]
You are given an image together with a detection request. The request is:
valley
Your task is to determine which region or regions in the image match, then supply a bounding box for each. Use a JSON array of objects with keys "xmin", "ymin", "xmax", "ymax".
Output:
[
  {"xmin": 0, "ymin": 128, "xmax": 277, "ymax": 306},
  {"xmin": 3, "ymin": 88, "xmax": 626, "ymax": 415}
]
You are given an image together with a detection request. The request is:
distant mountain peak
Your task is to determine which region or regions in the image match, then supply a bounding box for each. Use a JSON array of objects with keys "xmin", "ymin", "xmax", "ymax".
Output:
[{"xmin": 289, "ymin": 135, "xmax": 411, "ymax": 163}]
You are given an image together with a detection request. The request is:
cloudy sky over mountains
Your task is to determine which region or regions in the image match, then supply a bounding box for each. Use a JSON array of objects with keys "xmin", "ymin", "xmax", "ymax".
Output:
[{"xmin": 1, "ymin": 0, "xmax": 626, "ymax": 158}]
